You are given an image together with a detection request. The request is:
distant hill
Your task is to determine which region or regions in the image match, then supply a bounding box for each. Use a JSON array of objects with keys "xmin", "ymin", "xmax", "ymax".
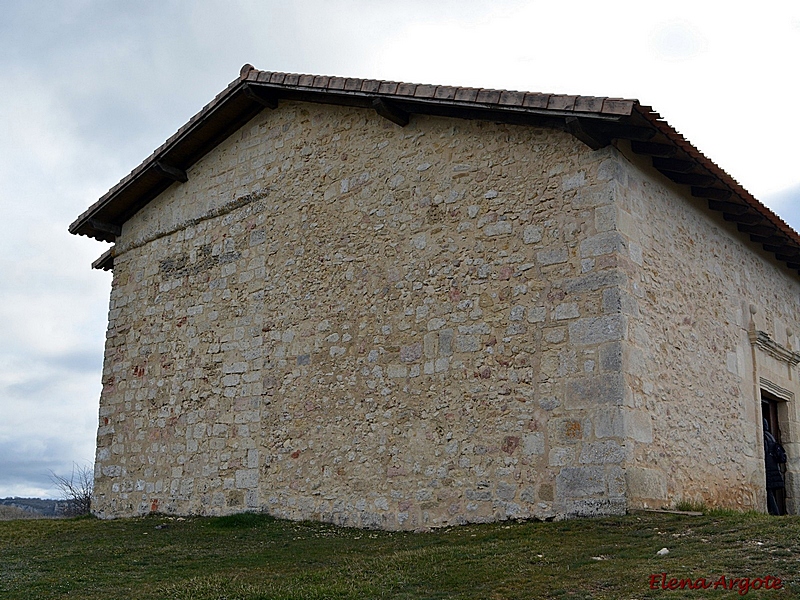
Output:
[{"xmin": 0, "ymin": 497, "xmax": 71, "ymax": 518}]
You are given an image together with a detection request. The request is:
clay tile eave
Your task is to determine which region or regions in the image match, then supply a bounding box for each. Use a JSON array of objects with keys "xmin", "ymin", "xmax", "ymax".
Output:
[
  {"xmin": 76, "ymin": 65, "xmax": 798, "ymax": 274},
  {"xmin": 602, "ymin": 98, "xmax": 637, "ymax": 115},
  {"xmin": 70, "ymin": 73, "xmax": 252, "ymax": 239},
  {"xmin": 66, "ymin": 68, "xmax": 639, "ymax": 243},
  {"xmin": 632, "ymin": 104, "xmax": 800, "ymax": 266},
  {"xmin": 92, "ymin": 67, "xmax": 788, "ymax": 262}
]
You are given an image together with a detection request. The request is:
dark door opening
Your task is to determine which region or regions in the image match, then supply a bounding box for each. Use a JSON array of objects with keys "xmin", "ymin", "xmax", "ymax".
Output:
[{"xmin": 761, "ymin": 392, "xmax": 786, "ymax": 515}]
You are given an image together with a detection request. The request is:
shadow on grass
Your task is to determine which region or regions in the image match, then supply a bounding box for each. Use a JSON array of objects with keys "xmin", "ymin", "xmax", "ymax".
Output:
[{"xmin": 207, "ymin": 512, "xmax": 277, "ymax": 529}]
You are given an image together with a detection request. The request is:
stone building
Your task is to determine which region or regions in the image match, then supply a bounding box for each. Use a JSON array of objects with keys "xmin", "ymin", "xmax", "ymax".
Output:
[{"xmin": 71, "ymin": 65, "xmax": 800, "ymax": 527}]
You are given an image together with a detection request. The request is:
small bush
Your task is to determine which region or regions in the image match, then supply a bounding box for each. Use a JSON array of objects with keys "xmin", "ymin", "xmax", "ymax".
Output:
[{"xmin": 49, "ymin": 463, "xmax": 93, "ymax": 516}]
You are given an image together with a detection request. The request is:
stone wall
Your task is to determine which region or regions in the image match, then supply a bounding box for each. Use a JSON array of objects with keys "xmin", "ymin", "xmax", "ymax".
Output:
[
  {"xmin": 614, "ymin": 144, "xmax": 800, "ymax": 513},
  {"xmin": 94, "ymin": 101, "xmax": 631, "ymax": 527}
]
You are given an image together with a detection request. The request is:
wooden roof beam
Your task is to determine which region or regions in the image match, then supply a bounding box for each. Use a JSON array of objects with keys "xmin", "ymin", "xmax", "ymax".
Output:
[
  {"xmin": 630, "ymin": 141, "xmax": 677, "ymax": 157},
  {"xmin": 592, "ymin": 122, "xmax": 655, "ymax": 142},
  {"xmin": 372, "ymin": 98, "xmax": 409, "ymax": 127},
  {"xmin": 723, "ymin": 212, "xmax": 765, "ymax": 225},
  {"xmin": 244, "ymin": 85, "xmax": 278, "ymax": 109},
  {"xmin": 738, "ymin": 223, "xmax": 778, "ymax": 237},
  {"xmin": 751, "ymin": 234, "xmax": 788, "ymax": 245},
  {"xmin": 92, "ymin": 248, "xmax": 115, "ymax": 271},
  {"xmin": 692, "ymin": 187, "xmax": 732, "ymax": 200},
  {"xmin": 652, "ymin": 157, "xmax": 694, "ymax": 173},
  {"xmin": 565, "ymin": 117, "xmax": 611, "ymax": 150},
  {"xmin": 153, "ymin": 160, "xmax": 188, "ymax": 183},
  {"xmin": 709, "ymin": 200, "xmax": 749, "ymax": 215},
  {"xmin": 663, "ymin": 171, "xmax": 717, "ymax": 186},
  {"xmin": 87, "ymin": 219, "xmax": 121, "ymax": 238}
]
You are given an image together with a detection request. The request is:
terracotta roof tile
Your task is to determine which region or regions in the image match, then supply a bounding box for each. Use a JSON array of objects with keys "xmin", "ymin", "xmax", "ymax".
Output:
[
  {"xmin": 344, "ymin": 78, "xmax": 362, "ymax": 92},
  {"xmin": 256, "ymin": 71, "xmax": 271, "ymax": 83},
  {"xmin": 547, "ymin": 95, "xmax": 577, "ymax": 111},
  {"xmin": 269, "ymin": 72, "xmax": 286, "ymax": 85},
  {"xmin": 378, "ymin": 81, "xmax": 399, "ymax": 94},
  {"xmin": 360, "ymin": 79, "xmax": 380, "ymax": 93},
  {"xmin": 476, "ymin": 89, "xmax": 501, "ymax": 104},
  {"xmin": 396, "ymin": 83, "xmax": 417, "ymax": 96},
  {"xmin": 434, "ymin": 86, "xmax": 457, "ymax": 100},
  {"xmin": 602, "ymin": 99, "xmax": 634, "ymax": 115},
  {"xmin": 522, "ymin": 93, "xmax": 549, "ymax": 109},
  {"xmin": 414, "ymin": 84, "xmax": 437, "ymax": 98},
  {"xmin": 328, "ymin": 76, "xmax": 346, "ymax": 90},
  {"xmin": 574, "ymin": 96, "xmax": 605, "ymax": 113},
  {"xmin": 499, "ymin": 90, "xmax": 525, "ymax": 107},
  {"xmin": 454, "ymin": 88, "xmax": 478, "ymax": 102},
  {"xmin": 313, "ymin": 75, "xmax": 330, "ymax": 88},
  {"xmin": 284, "ymin": 73, "xmax": 300, "ymax": 86},
  {"xmin": 297, "ymin": 74, "xmax": 315, "ymax": 87}
]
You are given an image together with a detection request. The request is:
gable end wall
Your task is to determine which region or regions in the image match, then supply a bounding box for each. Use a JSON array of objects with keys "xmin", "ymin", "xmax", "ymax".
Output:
[{"xmin": 93, "ymin": 101, "xmax": 634, "ymax": 528}]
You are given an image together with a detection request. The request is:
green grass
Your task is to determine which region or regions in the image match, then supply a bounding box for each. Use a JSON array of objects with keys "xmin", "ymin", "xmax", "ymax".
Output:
[
  {"xmin": 675, "ymin": 500, "xmax": 708, "ymax": 513},
  {"xmin": 1, "ymin": 511, "xmax": 798, "ymax": 599}
]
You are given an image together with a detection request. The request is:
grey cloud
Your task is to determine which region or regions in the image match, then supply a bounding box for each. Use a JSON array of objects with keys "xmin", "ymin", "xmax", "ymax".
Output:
[
  {"xmin": 42, "ymin": 350, "xmax": 104, "ymax": 374},
  {"xmin": 0, "ymin": 437, "xmax": 93, "ymax": 499}
]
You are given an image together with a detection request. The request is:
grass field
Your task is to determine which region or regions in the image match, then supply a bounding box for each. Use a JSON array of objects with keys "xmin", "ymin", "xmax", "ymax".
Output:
[{"xmin": 1, "ymin": 510, "xmax": 798, "ymax": 599}]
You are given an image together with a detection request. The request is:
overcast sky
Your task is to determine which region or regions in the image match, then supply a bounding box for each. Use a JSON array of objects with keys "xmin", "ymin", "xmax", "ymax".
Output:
[{"xmin": 1, "ymin": 1, "xmax": 799, "ymax": 499}]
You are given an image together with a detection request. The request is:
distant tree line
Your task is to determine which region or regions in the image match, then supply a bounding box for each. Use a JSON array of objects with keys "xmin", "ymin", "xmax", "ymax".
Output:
[{"xmin": 0, "ymin": 497, "xmax": 71, "ymax": 517}]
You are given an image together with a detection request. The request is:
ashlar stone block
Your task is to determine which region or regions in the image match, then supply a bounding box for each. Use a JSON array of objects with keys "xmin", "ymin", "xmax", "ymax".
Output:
[
  {"xmin": 556, "ymin": 466, "xmax": 606, "ymax": 499},
  {"xmin": 625, "ymin": 467, "xmax": 667, "ymax": 502},
  {"xmin": 566, "ymin": 373, "xmax": 626, "ymax": 408},
  {"xmin": 579, "ymin": 232, "xmax": 625, "ymax": 258},
  {"xmin": 579, "ymin": 440, "xmax": 626, "ymax": 464},
  {"xmin": 568, "ymin": 315, "xmax": 626, "ymax": 346}
]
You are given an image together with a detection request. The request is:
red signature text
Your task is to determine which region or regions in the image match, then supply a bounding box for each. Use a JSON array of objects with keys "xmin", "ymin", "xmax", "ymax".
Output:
[{"xmin": 649, "ymin": 573, "xmax": 783, "ymax": 595}]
